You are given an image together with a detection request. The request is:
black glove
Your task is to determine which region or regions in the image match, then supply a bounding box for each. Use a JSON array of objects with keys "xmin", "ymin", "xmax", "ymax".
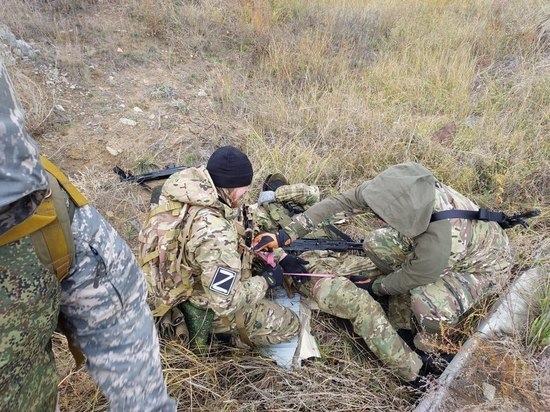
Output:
[
  {"xmin": 280, "ymin": 254, "xmax": 310, "ymax": 284},
  {"xmin": 350, "ymin": 276, "xmax": 379, "ymax": 299},
  {"xmin": 262, "ymin": 264, "xmax": 284, "ymax": 289}
]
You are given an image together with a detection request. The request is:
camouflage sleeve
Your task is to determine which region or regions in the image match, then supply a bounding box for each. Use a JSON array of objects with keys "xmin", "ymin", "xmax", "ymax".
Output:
[
  {"xmin": 188, "ymin": 209, "xmax": 268, "ymax": 317},
  {"xmin": 275, "ymin": 184, "xmax": 320, "ymax": 206},
  {"xmin": 285, "ymin": 184, "xmax": 369, "ymax": 239},
  {"xmin": 376, "ymin": 221, "xmax": 452, "ymax": 295},
  {"xmin": 0, "ymin": 62, "xmax": 49, "ymax": 234}
]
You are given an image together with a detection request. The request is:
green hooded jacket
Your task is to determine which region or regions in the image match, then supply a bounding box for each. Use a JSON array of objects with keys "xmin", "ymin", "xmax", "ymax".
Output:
[{"xmin": 286, "ymin": 163, "xmax": 452, "ymax": 295}]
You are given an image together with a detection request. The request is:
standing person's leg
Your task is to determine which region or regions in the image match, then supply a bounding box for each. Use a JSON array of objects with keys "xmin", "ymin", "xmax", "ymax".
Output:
[
  {"xmin": 0, "ymin": 237, "xmax": 60, "ymax": 412},
  {"xmin": 60, "ymin": 205, "xmax": 176, "ymax": 412}
]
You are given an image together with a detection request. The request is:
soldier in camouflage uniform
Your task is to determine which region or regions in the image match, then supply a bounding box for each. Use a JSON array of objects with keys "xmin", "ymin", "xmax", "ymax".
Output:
[
  {"xmin": 255, "ymin": 163, "xmax": 513, "ymax": 382},
  {"xmin": 0, "ymin": 63, "xmax": 60, "ymax": 412},
  {"xmin": 0, "ymin": 62, "xmax": 175, "ymax": 411},
  {"xmin": 251, "ymin": 176, "xmax": 422, "ymax": 381},
  {"xmin": 143, "ymin": 147, "xmax": 299, "ymax": 348}
]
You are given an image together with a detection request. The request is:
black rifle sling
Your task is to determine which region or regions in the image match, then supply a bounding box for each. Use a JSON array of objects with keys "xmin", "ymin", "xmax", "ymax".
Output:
[
  {"xmin": 325, "ymin": 224, "xmax": 354, "ymax": 242},
  {"xmin": 430, "ymin": 208, "xmax": 506, "ymax": 223},
  {"xmin": 429, "ymin": 208, "xmax": 540, "ymax": 229}
]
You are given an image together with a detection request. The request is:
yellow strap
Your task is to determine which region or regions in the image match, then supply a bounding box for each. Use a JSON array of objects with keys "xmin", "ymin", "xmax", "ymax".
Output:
[
  {"xmin": 141, "ymin": 250, "xmax": 159, "ymax": 265},
  {"xmin": 40, "ymin": 156, "xmax": 88, "ymax": 207},
  {"xmin": 0, "ymin": 197, "xmax": 56, "ymax": 246},
  {"xmin": 41, "ymin": 209, "xmax": 72, "ymax": 281},
  {"xmin": 149, "ymin": 201, "xmax": 182, "ymax": 217},
  {"xmin": 235, "ymin": 309, "xmax": 255, "ymax": 348}
]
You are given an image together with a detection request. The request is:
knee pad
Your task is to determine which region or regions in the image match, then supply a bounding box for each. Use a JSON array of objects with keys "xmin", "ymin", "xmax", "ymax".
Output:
[{"xmin": 411, "ymin": 292, "xmax": 458, "ymax": 334}]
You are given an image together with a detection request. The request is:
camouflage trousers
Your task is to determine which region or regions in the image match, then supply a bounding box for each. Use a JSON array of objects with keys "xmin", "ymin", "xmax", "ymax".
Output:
[
  {"xmin": 60, "ymin": 206, "xmax": 176, "ymax": 412},
  {"xmin": 212, "ymin": 298, "xmax": 300, "ymax": 347},
  {"xmin": 363, "ymin": 227, "xmax": 512, "ymax": 336},
  {"xmin": 288, "ymin": 251, "xmax": 420, "ymax": 381},
  {"xmin": 0, "ymin": 237, "xmax": 60, "ymax": 412},
  {"xmin": 311, "ymin": 277, "xmax": 422, "ymax": 381}
]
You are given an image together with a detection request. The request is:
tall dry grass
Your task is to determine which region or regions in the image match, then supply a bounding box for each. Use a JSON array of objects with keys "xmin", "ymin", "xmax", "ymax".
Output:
[{"xmin": 1, "ymin": 0, "xmax": 548, "ymax": 410}]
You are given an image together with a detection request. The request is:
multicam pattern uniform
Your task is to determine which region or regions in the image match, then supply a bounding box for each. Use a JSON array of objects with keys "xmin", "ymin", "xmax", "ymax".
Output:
[
  {"xmin": 145, "ymin": 167, "xmax": 299, "ymax": 346},
  {"xmin": 250, "ymin": 183, "xmax": 380, "ymax": 280},
  {"xmin": 250, "ymin": 183, "xmax": 422, "ymax": 381},
  {"xmin": 363, "ymin": 183, "xmax": 512, "ymax": 335},
  {"xmin": 0, "ymin": 61, "xmax": 59, "ymax": 411},
  {"xmin": 279, "ymin": 163, "xmax": 514, "ymax": 375}
]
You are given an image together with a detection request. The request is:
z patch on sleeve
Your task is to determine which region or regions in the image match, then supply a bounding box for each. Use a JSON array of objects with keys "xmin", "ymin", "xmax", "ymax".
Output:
[{"xmin": 209, "ymin": 267, "xmax": 237, "ymax": 295}]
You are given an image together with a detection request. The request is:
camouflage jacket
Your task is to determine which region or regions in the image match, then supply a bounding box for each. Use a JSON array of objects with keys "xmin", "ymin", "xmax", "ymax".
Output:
[
  {"xmin": 0, "ymin": 62, "xmax": 49, "ymax": 235},
  {"xmin": 248, "ymin": 183, "xmax": 320, "ymax": 232},
  {"xmin": 0, "ymin": 61, "xmax": 59, "ymax": 411},
  {"xmin": 159, "ymin": 166, "xmax": 267, "ymax": 317}
]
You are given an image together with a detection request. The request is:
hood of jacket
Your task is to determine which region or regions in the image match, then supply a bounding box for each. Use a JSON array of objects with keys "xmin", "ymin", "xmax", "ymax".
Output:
[
  {"xmin": 0, "ymin": 62, "xmax": 49, "ymax": 234},
  {"xmin": 360, "ymin": 162, "xmax": 436, "ymax": 237},
  {"xmin": 162, "ymin": 165, "xmax": 227, "ymax": 210}
]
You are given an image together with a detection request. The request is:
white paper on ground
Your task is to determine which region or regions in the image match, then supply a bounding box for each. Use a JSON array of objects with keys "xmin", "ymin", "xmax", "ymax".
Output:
[{"xmin": 259, "ymin": 288, "xmax": 321, "ymax": 368}]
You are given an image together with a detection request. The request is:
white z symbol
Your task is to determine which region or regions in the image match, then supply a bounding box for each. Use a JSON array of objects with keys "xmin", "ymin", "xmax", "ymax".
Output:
[{"xmin": 209, "ymin": 267, "xmax": 237, "ymax": 295}]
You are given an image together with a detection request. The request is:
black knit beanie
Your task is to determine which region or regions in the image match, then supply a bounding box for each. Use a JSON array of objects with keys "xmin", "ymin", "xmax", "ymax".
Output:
[{"xmin": 206, "ymin": 146, "xmax": 253, "ymax": 188}]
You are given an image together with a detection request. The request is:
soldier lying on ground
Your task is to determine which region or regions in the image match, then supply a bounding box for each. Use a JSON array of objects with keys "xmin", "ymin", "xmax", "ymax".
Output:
[
  {"xmin": 249, "ymin": 174, "xmax": 429, "ymax": 383},
  {"xmin": 254, "ymin": 163, "xmax": 513, "ymax": 384},
  {"xmin": 0, "ymin": 62, "xmax": 175, "ymax": 412},
  {"xmin": 141, "ymin": 146, "xmax": 299, "ymax": 349}
]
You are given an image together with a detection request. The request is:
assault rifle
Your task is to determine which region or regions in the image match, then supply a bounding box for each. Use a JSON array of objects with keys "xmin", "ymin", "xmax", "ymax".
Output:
[
  {"xmin": 283, "ymin": 239, "xmax": 365, "ymax": 255},
  {"xmin": 113, "ymin": 165, "xmax": 186, "ymax": 184}
]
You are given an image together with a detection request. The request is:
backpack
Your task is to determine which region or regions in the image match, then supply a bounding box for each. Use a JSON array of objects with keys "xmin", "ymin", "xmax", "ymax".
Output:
[
  {"xmin": 0, "ymin": 156, "xmax": 88, "ymax": 279},
  {"xmin": 138, "ymin": 196, "xmax": 202, "ymax": 317}
]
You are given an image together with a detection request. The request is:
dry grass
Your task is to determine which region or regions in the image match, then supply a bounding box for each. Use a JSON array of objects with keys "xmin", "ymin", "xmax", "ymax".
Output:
[
  {"xmin": 54, "ymin": 313, "xmax": 419, "ymax": 411},
  {"xmin": 1, "ymin": 0, "xmax": 548, "ymax": 410},
  {"xmin": 452, "ymin": 337, "xmax": 550, "ymax": 410},
  {"xmin": 6, "ymin": 67, "xmax": 55, "ymax": 135}
]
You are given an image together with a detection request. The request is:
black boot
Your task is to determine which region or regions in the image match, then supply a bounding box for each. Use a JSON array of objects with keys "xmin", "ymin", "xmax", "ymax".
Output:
[
  {"xmin": 397, "ymin": 329, "xmax": 454, "ymax": 377},
  {"xmin": 416, "ymin": 349, "xmax": 454, "ymax": 376}
]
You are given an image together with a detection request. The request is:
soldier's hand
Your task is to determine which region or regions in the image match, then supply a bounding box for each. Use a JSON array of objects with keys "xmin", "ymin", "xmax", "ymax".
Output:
[
  {"xmin": 262, "ymin": 264, "xmax": 284, "ymax": 289},
  {"xmin": 280, "ymin": 254, "xmax": 310, "ymax": 284},
  {"xmin": 350, "ymin": 276, "xmax": 378, "ymax": 298},
  {"xmin": 257, "ymin": 190, "xmax": 276, "ymax": 206},
  {"xmin": 253, "ymin": 230, "xmax": 292, "ymax": 251}
]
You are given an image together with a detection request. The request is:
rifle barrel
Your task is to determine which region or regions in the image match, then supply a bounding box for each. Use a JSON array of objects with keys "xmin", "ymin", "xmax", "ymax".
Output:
[
  {"xmin": 114, "ymin": 166, "xmax": 186, "ymax": 183},
  {"xmin": 283, "ymin": 239, "xmax": 364, "ymax": 253}
]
